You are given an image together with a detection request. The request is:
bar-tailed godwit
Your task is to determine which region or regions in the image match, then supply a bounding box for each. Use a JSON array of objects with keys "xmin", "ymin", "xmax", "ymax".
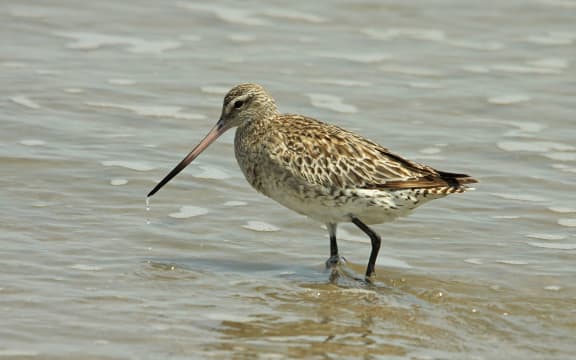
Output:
[{"xmin": 148, "ymin": 83, "xmax": 477, "ymax": 281}]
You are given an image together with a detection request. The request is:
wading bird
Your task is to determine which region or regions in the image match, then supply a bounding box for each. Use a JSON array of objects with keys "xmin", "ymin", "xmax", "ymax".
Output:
[{"xmin": 148, "ymin": 84, "xmax": 477, "ymax": 281}]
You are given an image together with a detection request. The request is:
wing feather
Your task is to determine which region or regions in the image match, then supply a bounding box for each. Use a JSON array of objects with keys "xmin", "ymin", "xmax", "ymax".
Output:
[{"xmin": 267, "ymin": 115, "xmax": 476, "ymax": 190}]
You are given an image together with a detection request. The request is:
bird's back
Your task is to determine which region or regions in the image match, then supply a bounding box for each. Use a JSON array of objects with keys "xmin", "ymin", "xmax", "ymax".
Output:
[{"xmin": 236, "ymin": 114, "xmax": 476, "ymax": 193}]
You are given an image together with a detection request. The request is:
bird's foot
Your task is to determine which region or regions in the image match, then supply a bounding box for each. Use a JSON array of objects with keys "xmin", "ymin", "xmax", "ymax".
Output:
[{"xmin": 325, "ymin": 255, "xmax": 347, "ymax": 270}]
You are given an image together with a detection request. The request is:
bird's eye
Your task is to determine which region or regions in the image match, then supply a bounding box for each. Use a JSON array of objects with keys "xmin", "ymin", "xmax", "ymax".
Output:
[{"xmin": 233, "ymin": 100, "xmax": 244, "ymax": 109}]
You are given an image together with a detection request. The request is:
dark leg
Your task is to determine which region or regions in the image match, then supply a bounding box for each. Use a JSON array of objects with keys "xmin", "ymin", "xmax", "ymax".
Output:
[
  {"xmin": 325, "ymin": 223, "xmax": 345, "ymax": 271},
  {"xmin": 326, "ymin": 223, "xmax": 342, "ymax": 282},
  {"xmin": 351, "ymin": 216, "xmax": 381, "ymax": 280},
  {"xmin": 328, "ymin": 222, "xmax": 338, "ymax": 257}
]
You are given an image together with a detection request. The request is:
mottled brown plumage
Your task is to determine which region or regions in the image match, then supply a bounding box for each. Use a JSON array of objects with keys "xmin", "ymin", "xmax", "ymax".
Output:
[{"xmin": 148, "ymin": 83, "xmax": 477, "ymax": 281}]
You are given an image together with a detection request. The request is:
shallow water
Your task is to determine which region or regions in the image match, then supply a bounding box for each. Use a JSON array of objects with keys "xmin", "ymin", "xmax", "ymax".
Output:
[{"xmin": 2, "ymin": 0, "xmax": 575, "ymax": 358}]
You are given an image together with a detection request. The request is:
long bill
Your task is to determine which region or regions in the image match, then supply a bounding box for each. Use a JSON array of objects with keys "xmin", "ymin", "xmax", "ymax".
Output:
[{"xmin": 147, "ymin": 121, "xmax": 228, "ymax": 198}]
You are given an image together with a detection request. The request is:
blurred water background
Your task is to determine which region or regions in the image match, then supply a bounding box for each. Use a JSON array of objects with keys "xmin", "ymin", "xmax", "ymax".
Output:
[{"xmin": 1, "ymin": 0, "xmax": 575, "ymax": 358}]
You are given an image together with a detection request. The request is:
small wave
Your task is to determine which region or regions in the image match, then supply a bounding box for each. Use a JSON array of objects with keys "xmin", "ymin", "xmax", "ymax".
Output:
[
  {"xmin": 107, "ymin": 78, "xmax": 136, "ymax": 85},
  {"xmin": 487, "ymin": 94, "xmax": 531, "ymax": 105},
  {"xmin": 526, "ymin": 58, "xmax": 570, "ymax": 69},
  {"xmin": 528, "ymin": 242, "xmax": 576, "ymax": 250},
  {"xmin": 19, "ymin": 139, "xmax": 46, "ymax": 146},
  {"xmin": 242, "ymin": 221, "xmax": 279, "ymax": 232},
  {"xmin": 10, "ymin": 95, "xmax": 40, "ymax": 109},
  {"xmin": 223, "ymin": 201, "xmax": 247, "ymax": 207},
  {"xmin": 54, "ymin": 31, "xmax": 181, "ymax": 54},
  {"xmin": 307, "ymin": 93, "xmax": 358, "ymax": 113},
  {"xmin": 525, "ymin": 233, "xmax": 566, "ymax": 241},
  {"xmin": 309, "ymin": 78, "xmax": 372, "ymax": 87},
  {"xmin": 558, "ymin": 218, "xmax": 576, "ymax": 227},
  {"xmin": 492, "ymin": 193, "xmax": 546, "ymax": 202},
  {"xmin": 86, "ymin": 102, "xmax": 205, "ymax": 120},
  {"xmin": 101, "ymin": 160, "xmax": 156, "ymax": 172},
  {"xmin": 177, "ymin": 2, "xmax": 268, "ymax": 26},
  {"xmin": 110, "ymin": 178, "xmax": 128, "ymax": 186},
  {"xmin": 497, "ymin": 141, "xmax": 574, "ymax": 153},
  {"xmin": 261, "ymin": 9, "xmax": 326, "ymax": 23},
  {"xmin": 194, "ymin": 165, "xmax": 230, "ymax": 180},
  {"xmin": 169, "ymin": 206, "xmax": 209, "ymax": 219},
  {"xmin": 548, "ymin": 207, "xmax": 576, "ymax": 214},
  {"xmin": 544, "ymin": 152, "xmax": 576, "ymax": 161},
  {"xmin": 362, "ymin": 27, "xmax": 446, "ymax": 41}
]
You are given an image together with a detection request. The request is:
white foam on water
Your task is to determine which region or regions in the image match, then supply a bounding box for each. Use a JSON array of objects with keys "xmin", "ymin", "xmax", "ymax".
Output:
[
  {"xmin": 528, "ymin": 242, "xmax": 576, "ymax": 250},
  {"xmin": 554, "ymin": 165, "xmax": 576, "ymax": 174},
  {"xmin": 419, "ymin": 147, "xmax": 442, "ymax": 154},
  {"xmin": 338, "ymin": 288, "xmax": 376, "ymax": 295},
  {"xmin": 327, "ymin": 53, "xmax": 389, "ymax": 63},
  {"xmin": 145, "ymin": 197, "xmax": 150, "ymax": 225},
  {"xmin": 54, "ymin": 31, "xmax": 182, "ymax": 54},
  {"xmin": 362, "ymin": 27, "xmax": 446, "ymax": 41},
  {"xmin": 194, "ymin": 165, "xmax": 230, "ymax": 180},
  {"xmin": 525, "ymin": 233, "xmax": 567, "ymax": 241},
  {"xmin": 491, "ymin": 215, "xmax": 521, "ymax": 220},
  {"xmin": 307, "ymin": 93, "xmax": 358, "ymax": 113},
  {"xmin": 101, "ymin": 160, "xmax": 156, "ymax": 172},
  {"xmin": 309, "ymin": 78, "xmax": 372, "ymax": 87},
  {"xmin": 526, "ymin": 58, "xmax": 570, "ymax": 69},
  {"xmin": 558, "ymin": 218, "xmax": 576, "ymax": 227},
  {"xmin": 462, "ymin": 65, "xmax": 492, "ymax": 73},
  {"xmin": 200, "ymin": 86, "xmax": 230, "ymax": 95},
  {"xmin": 544, "ymin": 152, "xmax": 576, "ymax": 161},
  {"xmin": 489, "ymin": 64, "xmax": 560, "ymax": 74},
  {"xmin": 487, "ymin": 94, "xmax": 531, "ymax": 105},
  {"xmin": 177, "ymin": 3, "xmax": 268, "ymax": 26},
  {"xmin": 408, "ymin": 82, "xmax": 444, "ymax": 89},
  {"xmin": 496, "ymin": 260, "xmax": 529, "ymax": 265},
  {"xmin": 69, "ymin": 264, "xmax": 103, "ymax": 271},
  {"xmin": 261, "ymin": 9, "xmax": 327, "ymax": 23},
  {"xmin": 464, "ymin": 258, "xmax": 484, "ymax": 265},
  {"xmin": 548, "ymin": 206, "xmax": 576, "ymax": 213},
  {"xmin": 412, "ymin": 155, "xmax": 445, "ymax": 161},
  {"xmin": 169, "ymin": 206, "xmax": 209, "ymax": 219},
  {"xmin": 64, "ymin": 88, "xmax": 84, "ymax": 93},
  {"xmin": 445, "ymin": 39, "xmax": 504, "ymax": 51},
  {"xmin": 86, "ymin": 102, "xmax": 206, "ymax": 120},
  {"xmin": 108, "ymin": 78, "xmax": 136, "ymax": 85},
  {"xmin": 504, "ymin": 120, "xmax": 546, "ymax": 133},
  {"xmin": 544, "ymin": 285, "xmax": 562, "ymax": 291},
  {"xmin": 492, "ymin": 193, "xmax": 546, "ymax": 202},
  {"xmin": 10, "ymin": 95, "xmax": 40, "ymax": 109},
  {"xmin": 242, "ymin": 221, "xmax": 279, "ymax": 232},
  {"xmin": 223, "ymin": 200, "xmax": 247, "ymax": 207},
  {"xmin": 32, "ymin": 202, "xmax": 50, "ymax": 208},
  {"xmin": 227, "ymin": 34, "xmax": 256, "ymax": 42},
  {"xmin": 110, "ymin": 178, "xmax": 128, "ymax": 186},
  {"xmin": 379, "ymin": 256, "xmax": 412, "ymax": 269},
  {"xmin": 497, "ymin": 141, "xmax": 574, "ymax": 153},
  {"xmin": 19, "ymin": 139, "xmax": 46, "ymax": 146}
]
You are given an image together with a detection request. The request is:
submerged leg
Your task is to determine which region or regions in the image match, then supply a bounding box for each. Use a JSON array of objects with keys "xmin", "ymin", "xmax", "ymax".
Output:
[
  {"xmin": 351, "ymin": 216, "xmax": 381, "ymax": 280},
  {"xmin": 325, "ymin": 222, "xmax": 343, "ymax": 282},
  {"xmin": 325, "ymin": 223, "xmax": 345, "ymax": 269},
  {"xmin": 329, "ymin": 222, "xmax": 338, "ymax": 258}
]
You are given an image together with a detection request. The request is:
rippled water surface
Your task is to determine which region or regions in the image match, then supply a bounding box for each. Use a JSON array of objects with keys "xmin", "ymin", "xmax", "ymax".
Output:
[{"xmin": 2, "ymin": 0, "xmax": 575, "ymax": 358}]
